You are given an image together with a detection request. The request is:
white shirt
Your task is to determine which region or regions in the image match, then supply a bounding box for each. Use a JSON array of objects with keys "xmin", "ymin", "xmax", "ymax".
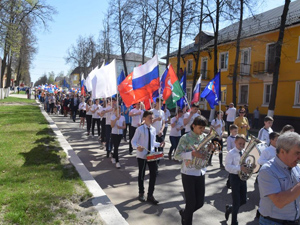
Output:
[
  {"xmin": 258, "ymin": 145, "xmax": 276, "ymax": 166},
  {"xmin": 225, "ymin": 147, "xmax": 244, "ymax": 174},
  {"xmin": 104, "ymin": 106, "xmax": 113, "ymax": 125},
  {"xmin": 170, "ymin": 117, "xmax": 183, "ymax": 137},
  {"xmin": 164, "ymin": 109, "xmax": 171, "ymax": 127},
  {"xmin": 211, "ymin": 118, "xmax": 225, "ymax": 136},
  {"xmin": 226, "ymin": 107, "xmax": 236, "ymax": 122},
  {"xmin": 130, "ymin": 108, "xmax": 143, "ymax": 127},
  {"xmin": 131, "ymin": 124, "xmax": 161, "ymax": 159},
  {"xmin": 86, "ymin": 104, "xmax": 93, "ymax": 115},
  {"xmin": 226, "ymin": 135, "xmax": 236, "ymax": 152},
  {"xmin": 111, "ymin": 115, "xmax": 125, "ymax": 135},
  {"xmin": 92, "ymin": 104, "xmax": 102, "ymax": 119},
  {"xmin": 78, "ymin": 102, "xmax": 86, "ymax": 111},
  {"xmin": 151, "ymin": 108, "xmax": 165, "ymax": 135},
  {"xmin": 184, "ymin": 112, "xmax": 200, "ymax": 133},
  {"xmin": 258, "ymin": 127, "xmax": 273, "ymax": 145}
]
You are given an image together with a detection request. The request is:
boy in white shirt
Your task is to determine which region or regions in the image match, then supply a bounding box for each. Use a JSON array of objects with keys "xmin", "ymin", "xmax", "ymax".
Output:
[
  {"xmin": 129, "ymin": 102, "xmax": 144, "ymax": 155},
  {"xmin": 257, "ymin": 116, "xmax": 274, "ymax": 145},
  {"xmin": 257, "ymin": 132, "xmax": 279, "ymax": 166},
  {"xmin": 131, "ymin": 110, "xmax": 164, "ymax": 204}
]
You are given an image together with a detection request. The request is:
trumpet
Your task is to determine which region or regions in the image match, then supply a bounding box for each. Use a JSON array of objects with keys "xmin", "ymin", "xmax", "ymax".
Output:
[
  {"xmin": 238, "ymin": 135, "xmax": 261, "ymax": 181},
  {"xmin": 187, "ymin": 128, "xmax": 219, "ymax": 169}
]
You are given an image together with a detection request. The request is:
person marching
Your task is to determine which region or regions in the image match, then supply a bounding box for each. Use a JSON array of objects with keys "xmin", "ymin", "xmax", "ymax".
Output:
[
  {"xmin": 257, "ymin": 116, "xmax": 274, "ymax": 145},
  {"xmin": 257, "ymin": 132, "xmax": 280, "ymax": 166},
  {"xmin": 91, "ymin": 99, "xmax": 102, "ymax": 139},
  {"xmin": 234, "ymin": 108, "xmax": 250, "ymax": 138},
  {"xmin": 111, "ymin": 106, "xmax": 126, "ymax": 169},
  {"xmin": 174, "ymin": 115, "xmax": 211, "ymax": 225},
  {"xmin": 131, "ymin": 110, "xmax": 164, "ymax": 204},
  {"xmin": 129, "ymin": 103, "xmax": 144, "ymax": 155},
  {"xmin": 183, "ymin": 103, "xmax": 201, "ymax": 134},
  {"xmin": 85, "ymin": 99, "xmax": 93, "ymax": 136},
  {"xmin": 78, "ymin": 97, "xmax": 86, "ymax": 128},
  {"xmin": 208, "ymin": 111, "xmax": 225, "ymax": 169},
  {"xmin": 225, "ymin": 134, "xmax": 251, "ymax": 225},
  {"xmin": 258, "ymin": 131, "xmax": 300, "ymax": 225},
  {"xmin": 168, "ymin": 109, "xmax": 184, "ymax": 160}
]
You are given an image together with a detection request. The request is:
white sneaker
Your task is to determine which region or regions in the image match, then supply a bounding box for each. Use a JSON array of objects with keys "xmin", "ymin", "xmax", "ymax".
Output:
[
  {"xmin": 116, "ymin": 162, "xmax": 120, "ymax": 168},
  {"xmin": 111, "ymin": 158, "xmax": 116, "ymax": 164}
]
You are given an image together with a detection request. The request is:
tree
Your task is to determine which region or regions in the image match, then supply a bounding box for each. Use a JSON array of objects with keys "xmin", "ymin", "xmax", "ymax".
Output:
[
  {"xmin": 268, "ymin": 0, "xmax": 291, "ymax": 117},
  {"xmin": 65, "ymin": 35, "xmax": 97, "ymax": 79}
]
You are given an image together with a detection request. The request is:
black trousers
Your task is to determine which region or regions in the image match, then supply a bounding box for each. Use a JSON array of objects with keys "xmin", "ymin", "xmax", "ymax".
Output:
[
  {"xmin": 111, "ymin": 134, "xmax": 122, "ymax": 163},
  {"xmin": 137, "ymin": 158, "xmax": 157, "ymax": 197},
  {"xmin": 101, "ymin": 118, "xmax": 106, "ymax": 142},
  {"xmin": 229, "ymin": 174, "xmax": 247, "ymax": 225},
  {"xmin": 92, "ymin": 118, "xmax": 101, "ymax": 136},
  {"xmin": 123, "ymin": 123, "xmax": 130, "ymax": 139},
  {"xmin": 49, "ymin": 103, "xmax": 54, "ymax": 114},
  {"xmin": 86, "ymin": 115, "xmax": 92, "ymax": 133},
  {"xmin": 182, "ymin": 173, "xmax": 205, "ymax": 225},
  {"xmin": 105, "ymin": 125, "xmax": 112, "ymax": 152},
  {"xmin": 129, "ymin": 126, "xmax": 137, "ymax": 153}
]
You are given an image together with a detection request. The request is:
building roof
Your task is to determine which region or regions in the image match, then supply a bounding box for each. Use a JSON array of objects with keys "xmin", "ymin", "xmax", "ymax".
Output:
[
  {"xmin": 202, "ymin": 0, "xmax": 300, "ymax": 49},
  {"xmin": 70, "ymin": 67, "xmax": 83, "ymax": 75}
]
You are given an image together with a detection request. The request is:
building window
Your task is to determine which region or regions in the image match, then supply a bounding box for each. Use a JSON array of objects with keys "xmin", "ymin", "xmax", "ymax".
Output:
[
  {"xmin": 221, "ymin": 86, "xmax": 227, "ymax": 103},
  {"xmin": 297, "ymin": 36, "xmax": 300, "ymax": 62},
  {"xmin": 294, "ymin": 81, "xmax": 300, "ymax": 105},
  {"xmin": 186, "ymin": 87, "xmax": 192, "ymax": 102},
  {"xmin": 200, "ymin": 87, "xmax": 206, "ymax": 102},
  {"xmin": 187, "ymin": 60, "xmax": 193, "ymax": 75},
  {"xmin": 263, "ymin": 83, "xmax": 272, "ymax": 105},
  {"xmin": 239, "ymin": 84, "xmax": 249, "ymax": 104},
  {"xmin": 73, "ymin": 75, "xmax": 77, "ymax": 81},
  {"xmin": 200, "ymin": 57, "xmax": 208, "ymax": 79},
  {"xmin": 219, "ymin": 52, "xmax": 228, "ymax": 71}
]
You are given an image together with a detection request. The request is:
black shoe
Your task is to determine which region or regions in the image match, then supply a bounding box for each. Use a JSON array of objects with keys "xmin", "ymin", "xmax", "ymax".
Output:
[
  {"xmin": 179, "ymin": 209, "xmax": 185, "ymax": 225},
  {"xmin": 226, "ymin": 180, "xmax": 231, "ymax": 189},
  {"xmin": 147, "ymin": 196, "xmax": 159, "ymax": 205},
  {"xmin": 220, "ymin": 164, "xmax": 225, "ymax": 170},
  {"xmin": 138, "ymin": 194, "xmax": 145, "ymax": 202},
  {"xmin": 207, "ymin": 163, "xmax": 212, "ymax": 166},
  {"xmin": 225, "ymin": 204, "xmax": 232, "ymax": 221},
  {"xmin": 168, "ymin": 153, "xmax": 172, "ymax": 160}
]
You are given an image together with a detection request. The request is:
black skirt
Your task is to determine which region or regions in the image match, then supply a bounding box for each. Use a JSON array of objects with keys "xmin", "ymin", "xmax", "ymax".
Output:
[{"xmin": 79, "ymin": 110, "xmax": 86, "ymax": 118}]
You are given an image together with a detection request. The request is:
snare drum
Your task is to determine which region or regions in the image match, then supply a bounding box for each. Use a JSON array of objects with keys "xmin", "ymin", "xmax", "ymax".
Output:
[{"xmin": 146, "ymin": 152, "xmax": 164, "ymax": 162}]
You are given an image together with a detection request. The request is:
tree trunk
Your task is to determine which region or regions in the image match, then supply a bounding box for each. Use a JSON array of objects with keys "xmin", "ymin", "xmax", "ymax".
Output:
[
  {"xmin": 118, "ymin": 0, "xmax": 128, "ymax": 76},
  {"xmin": 176, "ymin": 0, "xmax": 185, "ymax": 78},
  {"xmin": 5, "ymin": 54, "xmax": 12, "ymax": 88},
  {"xmin": 268, "ymin": 0, "xmax": 291, "ymax": 117},
  {"xmin": 166, "ymin": 0, "xmax": 174, "ymax": 68},
  {"xmin": 152, "ymin": 0, "xmax": 159, "ymax": 57},
  {"xmin": 232, "ymin": 0, "xmax": 244, "ymax": 106},
  {"xmin": 192, "ymin": 0, "xmax": 204, "ymax": 91}
]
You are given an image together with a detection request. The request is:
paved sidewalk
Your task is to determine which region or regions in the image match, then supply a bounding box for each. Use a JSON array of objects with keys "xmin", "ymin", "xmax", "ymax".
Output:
[{"xmin": 47, "ymin": 112, "xmax": 260, "ymax": 225}]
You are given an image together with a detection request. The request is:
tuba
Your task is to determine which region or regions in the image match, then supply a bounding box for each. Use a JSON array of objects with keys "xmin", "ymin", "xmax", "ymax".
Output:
[
  {"xmin": 238, "ymin": 135, "xmax": 261, "ymax": 181},
  {"xmin": 188, "ymin": 128, "xmax": 219, "ymax": 169}
]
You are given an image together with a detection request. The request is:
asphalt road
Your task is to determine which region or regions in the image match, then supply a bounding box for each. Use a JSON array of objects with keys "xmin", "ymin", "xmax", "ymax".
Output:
[{"xmin": 48, "ymin": 112, "xmax": 260, "ymax": 225}]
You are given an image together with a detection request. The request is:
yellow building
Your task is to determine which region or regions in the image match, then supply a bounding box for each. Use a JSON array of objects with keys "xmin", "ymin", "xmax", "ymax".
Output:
[
  {"xmin": 167, "ymin": 1, "xmax": 300, "ymax": 131},
  {"xmin": 69, "ymin": 67, "xmax": 82, "ymax": 88}
]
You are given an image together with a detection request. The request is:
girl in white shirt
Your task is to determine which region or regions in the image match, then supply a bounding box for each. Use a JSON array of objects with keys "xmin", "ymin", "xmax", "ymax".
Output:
[
  {"xmin": 168, "ymin": 109, "xmax": 184, "ymax": 160},
  {"xmin": 78, "ymin": 97, "xmax": 86, "ymax": 128},
  {"xmin": 208, "ymin": 111, "xmax": 225, "ymax": 169},
  {"xmin": 111, "ymin": 106, "xmax": 126, "ymax": 168}
]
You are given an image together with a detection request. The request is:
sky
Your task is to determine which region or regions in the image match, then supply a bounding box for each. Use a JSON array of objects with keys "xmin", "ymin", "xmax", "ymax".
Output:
[{"xmin": 30, "ymin": 0, "xmax": 287, "ymax": 83}]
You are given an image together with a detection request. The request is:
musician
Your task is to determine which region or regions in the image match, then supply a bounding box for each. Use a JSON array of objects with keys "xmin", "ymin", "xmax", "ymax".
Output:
[
  {"xmin": 131, "ymin": 110, "xmax": 164, "ymax": 204},
  {"xmin": 224, "ymin": 134, "xmax": 251, "ymax": 225},
  {"xmin": 258, "ymin": 131, "xmax": 300, "ymax": 225},
  {"xmin": 174, "ymin": 115, "xmax": 210, "ymax": 225},
  {"xmin": 257, "ymin": 132, "xmax": 279, "ymax": 166}
]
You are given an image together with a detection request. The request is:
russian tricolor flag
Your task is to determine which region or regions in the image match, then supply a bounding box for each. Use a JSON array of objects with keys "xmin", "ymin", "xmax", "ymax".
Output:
[
  {"xmin": 132, "ymin": 55, "xmax": 159, "ymax": 90},
  {"xmin": 191, "ymin": 75, "xmax": 202, "ymax": 104}
]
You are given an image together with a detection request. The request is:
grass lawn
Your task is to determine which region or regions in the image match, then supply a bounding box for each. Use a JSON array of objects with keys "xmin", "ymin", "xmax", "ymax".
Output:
[{"xmin": 0, "ymin": 98, "xmax": 101, "ymax": 224}]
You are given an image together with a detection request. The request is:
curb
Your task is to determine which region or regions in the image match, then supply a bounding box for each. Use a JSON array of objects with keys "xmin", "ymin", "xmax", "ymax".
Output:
[{"xmin": 37, "ymin": 101, "xmax": 128, "ymax": 225}]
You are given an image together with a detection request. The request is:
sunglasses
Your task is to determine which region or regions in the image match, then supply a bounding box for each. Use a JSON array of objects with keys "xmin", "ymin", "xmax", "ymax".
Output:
[{"xmin": 240, "ymin": 111, "xmax": 245, "ymax": 113}]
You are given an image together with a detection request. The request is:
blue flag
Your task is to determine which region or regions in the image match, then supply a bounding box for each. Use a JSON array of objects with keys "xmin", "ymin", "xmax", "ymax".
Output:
[
  {"xmin": 200, "ymin": 72, "xmax": 221, "ymax": 109},
  {"xmin": 117, "ymin": 70, "xmax": 126, "ymax": 85},
  {"xmin": 177, "ymin": 69, "xmax": 187, "ymax": 109},
  {"xmin": 63, "ymin": 78, "xmax": 70, "ymax": 89}
]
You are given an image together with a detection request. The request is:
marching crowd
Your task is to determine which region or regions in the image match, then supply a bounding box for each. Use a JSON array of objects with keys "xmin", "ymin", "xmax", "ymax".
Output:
[{"xmin": 38, "ymin": 90, "xmax": 300, "ymax": 225}]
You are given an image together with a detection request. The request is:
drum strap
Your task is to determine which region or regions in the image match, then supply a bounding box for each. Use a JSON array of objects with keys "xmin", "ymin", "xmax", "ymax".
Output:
[{"xmin": 147, "ymin": 127, "xmax": 151, "ymax": 155}]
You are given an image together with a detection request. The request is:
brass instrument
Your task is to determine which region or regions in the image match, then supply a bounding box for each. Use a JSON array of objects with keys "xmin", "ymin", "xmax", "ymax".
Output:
[
  {"xmin": 238, "ymin": 135, "xmax": 261, "ymax": 181},
  {"xmin": 188, "ymin": 128, "xmax": 219, "ymax": 169}
]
